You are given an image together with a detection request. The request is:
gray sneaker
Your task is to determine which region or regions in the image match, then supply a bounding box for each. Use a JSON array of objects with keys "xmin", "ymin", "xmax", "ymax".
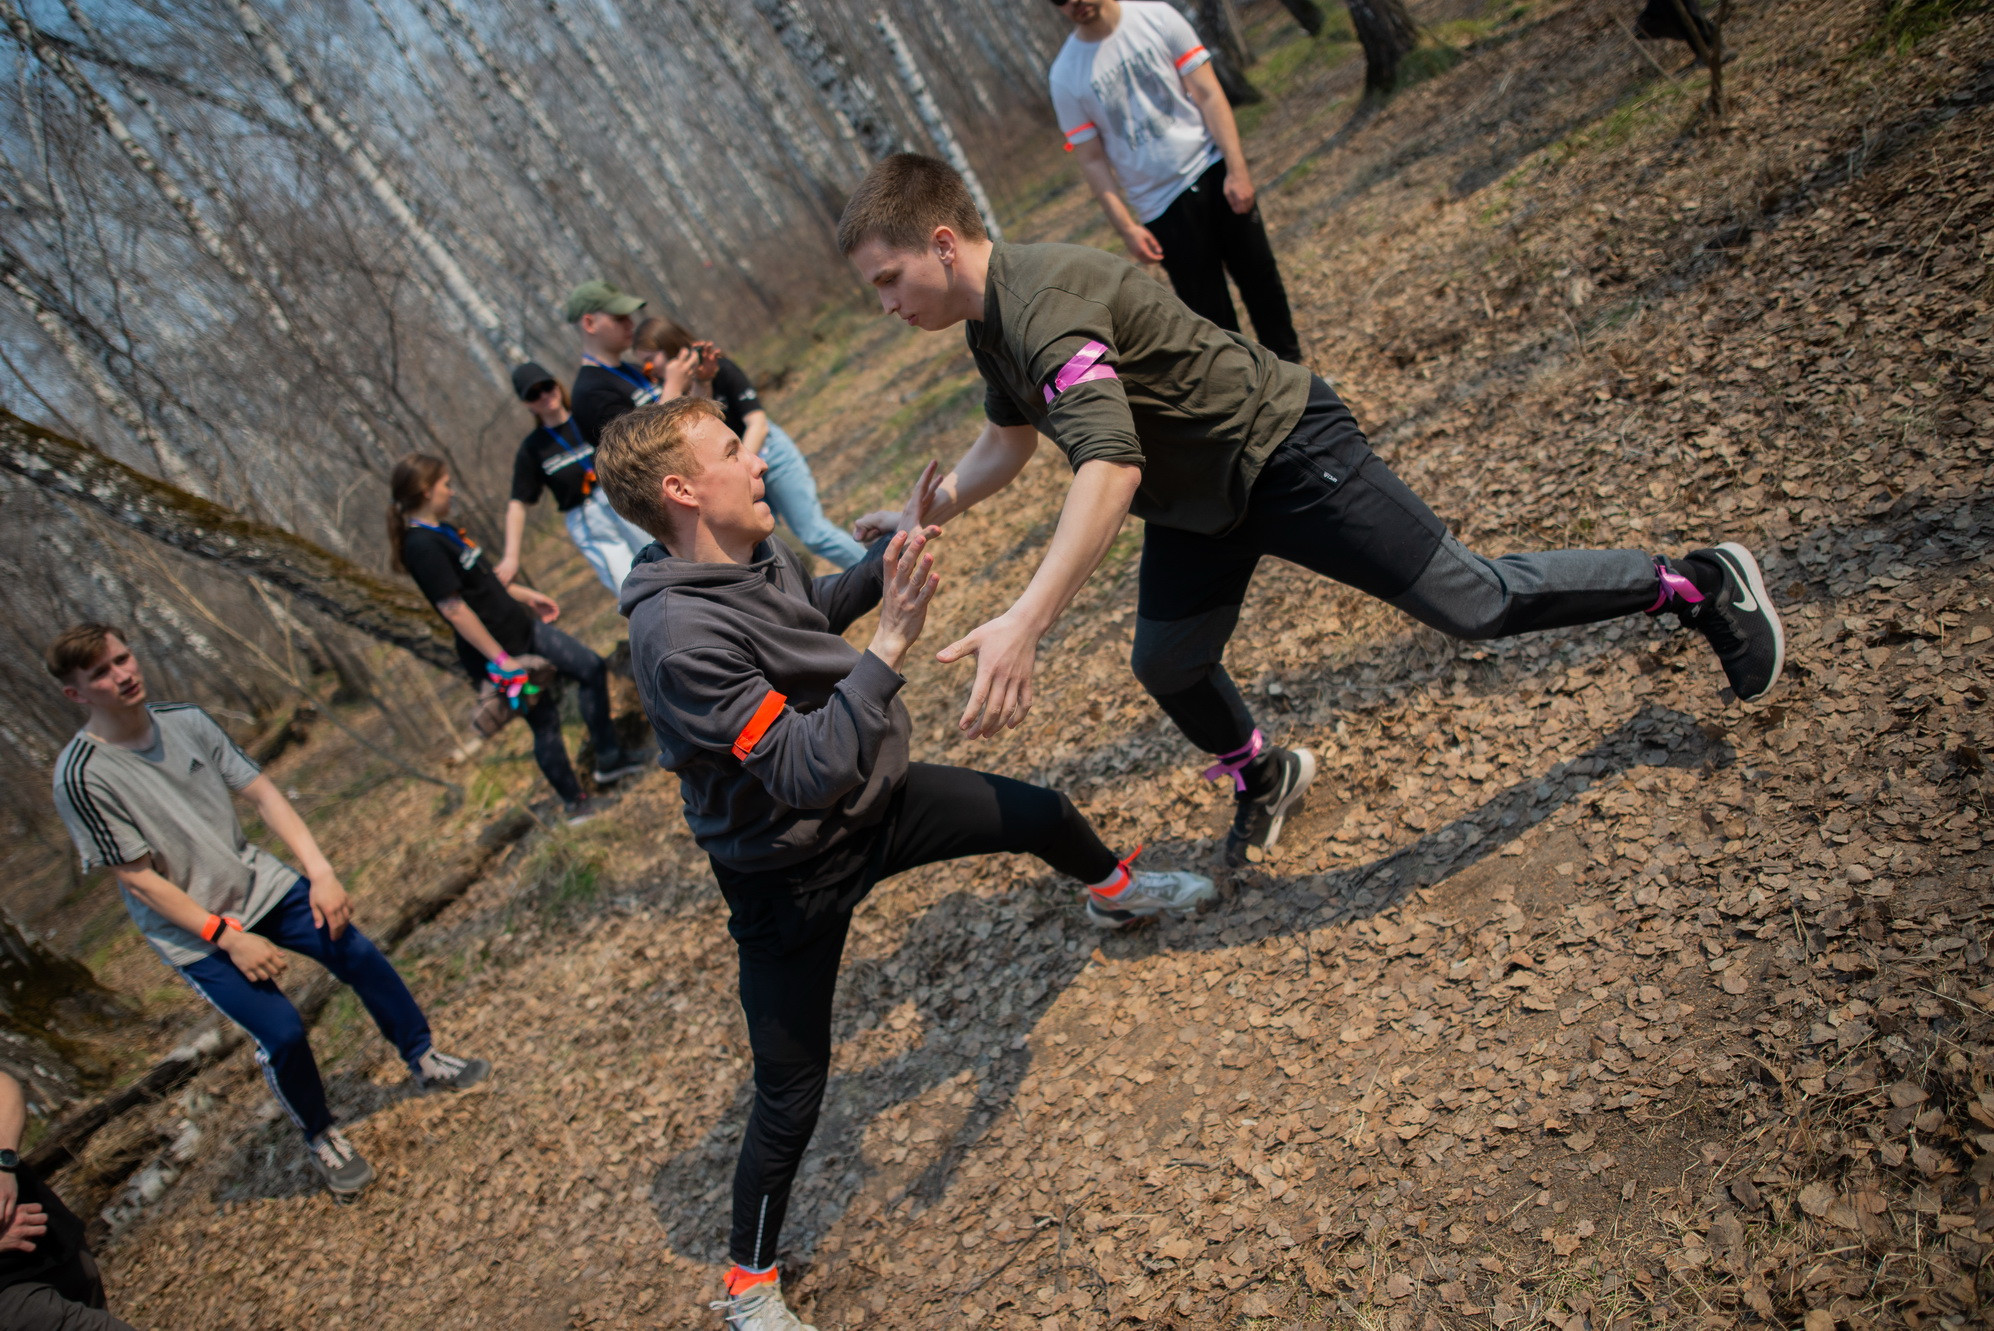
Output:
[
  {"xmin": 1086, "ymin": 869, "xmax": 1219, "ymax": 929},
  {"xmin": 308, "ymin": 1126, "xmax": 375, "ymax": 1199},
  {"xmin": 593, "ymin": 750, "xmax": 650, "ymax": 785},
  {"xmin": 711, "ymin": 1280, "xmax": 817, "ymax": 1330},
  {"xmin": 414, "ymin": 1048, "xmax": 490, "ymax": 1091}
]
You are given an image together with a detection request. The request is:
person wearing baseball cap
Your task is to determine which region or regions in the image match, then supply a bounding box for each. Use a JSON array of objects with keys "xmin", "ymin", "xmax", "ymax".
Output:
[
  {"xmin": 566, "ymin": 281, "xmax": 698, "ymax": 454},
  {"xmin": 494, "ymin": 360, "xmax": 655, "ymax": 594}
]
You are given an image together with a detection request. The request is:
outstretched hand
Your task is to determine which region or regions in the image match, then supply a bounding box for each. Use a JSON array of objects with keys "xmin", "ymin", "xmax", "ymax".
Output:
[
  {"xmin": 867, "ymin": 525, "xmax": 942, "ymax": 672},
  {"xmin": 935, "ymin": 612, "xmax": 1038, "ymax": 740}
]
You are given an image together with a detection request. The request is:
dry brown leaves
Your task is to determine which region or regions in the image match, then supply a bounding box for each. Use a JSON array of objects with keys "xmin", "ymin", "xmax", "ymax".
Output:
[{"xmin": 76, "ymin": 0, "xmax": 1994, "ymax": 1328}]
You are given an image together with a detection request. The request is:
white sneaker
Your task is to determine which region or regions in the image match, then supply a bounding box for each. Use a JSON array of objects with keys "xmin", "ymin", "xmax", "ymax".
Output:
[
  {"xmin": 1086, "ymin": 869, "xmax": 1219, "ymax": 929},
  {"xmin": 710, "ymin": 1279, "xmax": 816, "ymax": 1330}
]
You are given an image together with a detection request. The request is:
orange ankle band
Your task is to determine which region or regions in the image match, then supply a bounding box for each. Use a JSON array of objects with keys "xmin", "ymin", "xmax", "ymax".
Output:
[{"xmin": 726, "ymin": 1265, "xmax": 778, "ymax": 1296}]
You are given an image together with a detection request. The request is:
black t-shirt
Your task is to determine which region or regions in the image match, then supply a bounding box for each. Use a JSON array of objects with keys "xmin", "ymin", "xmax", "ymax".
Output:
[
  {"xmin": 572, "ymin": 361, "xmax": 662, "ymax": 446},
  {"xmin": 401, "ymin": 523, "xmax": 538, "ymax": 682},
  {"xmin": 708, "ymin": 357, "xmax": 764, "ymax": 438},
  {"xmin": 0, "ymin": 1163, "xmax": 90, "ymax": 1297},
  {"xmin": 511, "ymin": 419, "xmax": 597, "ymax": 512}
]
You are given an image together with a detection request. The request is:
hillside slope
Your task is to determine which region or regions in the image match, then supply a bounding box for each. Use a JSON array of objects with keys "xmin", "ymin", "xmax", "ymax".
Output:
[{"xmin": 82, "ymin": 1, "xmax": 1994, "ymax": 1327}]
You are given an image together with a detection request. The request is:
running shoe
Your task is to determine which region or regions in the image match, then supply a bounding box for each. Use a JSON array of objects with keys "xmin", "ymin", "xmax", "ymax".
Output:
[
  {"xmin": 1660, "ymin": 543, "xmax": 1784, "ymax": 702},
  {"xmin": 711, "ymin": 1271, "xmax": 816, "ymax": 1331},
  {"xmin": 1224, "ymin": 746, "xmax": 1317, "ymax": 867},
  {"xmin": 413, "ymin": 1048, "xmax": 491, "ymax": 1092},
  {"xmin": 564, "ymin": 794, "xmax": 615, "ymax": 827},
  {"xmin": 593, "ymin": 750, "xmax": 650, "ymax": 785},
  {"xmin": 308, "ymin": 1126, "xmax": 375, "ymax": 1199},
  {"xmin": 1087, "ymin": 869, "xmax": 1220, "ymax": 930}
]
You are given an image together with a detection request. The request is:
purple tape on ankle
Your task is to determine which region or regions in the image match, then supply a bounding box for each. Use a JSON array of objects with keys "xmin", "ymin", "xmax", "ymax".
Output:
[
  {"xmin": 1648, "ymin": 559, "xmax": 1702, "ymax": 614},
  {"xmin": 1042, "ymin": 340, "xmax": 1117, "ymax": 404},
  {"xmin": 1202, "ymin": 729, "xmax": 1264, "ymax": 793}
]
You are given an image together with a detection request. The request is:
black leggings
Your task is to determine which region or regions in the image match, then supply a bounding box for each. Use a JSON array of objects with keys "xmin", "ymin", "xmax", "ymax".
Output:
[
  {"xmin": 723, "ymin": 763, "xmax": 1116, "ymax": 1267},
  {"xmin": 512, "ymin": 623, "xmax": 623, "ymax": 803}
]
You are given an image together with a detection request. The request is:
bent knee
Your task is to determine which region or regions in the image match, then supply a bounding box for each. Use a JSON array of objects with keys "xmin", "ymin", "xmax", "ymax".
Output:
[{"xmin": 1131, "ymin": 608, "xmax": 1239, "ymax": 697}]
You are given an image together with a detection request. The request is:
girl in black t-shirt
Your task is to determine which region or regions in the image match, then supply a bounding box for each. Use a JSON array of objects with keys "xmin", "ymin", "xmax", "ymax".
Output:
[
  {"xmin": 388, "ymin": 454, "xmax": 645, "ymax": 822},
  {"xmin": 633, "ymin": 318, "xmax": 868, "ymax": 568}
]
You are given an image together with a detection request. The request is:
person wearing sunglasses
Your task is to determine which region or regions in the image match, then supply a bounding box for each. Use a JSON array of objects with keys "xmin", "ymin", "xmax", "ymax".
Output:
[
  {"xmin": 1047, "ymin": 0, "xmax": 1302, "ymax": 364},
  {"xmin": 497, "ymin": 361, "xmax": 657, "ymax": 594}
]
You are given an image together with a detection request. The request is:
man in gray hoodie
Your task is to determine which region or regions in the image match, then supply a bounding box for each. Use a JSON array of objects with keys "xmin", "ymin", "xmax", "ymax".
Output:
[{"xmin": 598, "ymin": 397, "xmax": 1214, "ymax": 1330}]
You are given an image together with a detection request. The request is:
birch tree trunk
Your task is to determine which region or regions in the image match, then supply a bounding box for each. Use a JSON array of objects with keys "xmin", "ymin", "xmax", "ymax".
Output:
[
  {"xmin": 873, "ymin": 13, "xmax": 1002, "ymax": 239},
  {"xmin": 59, "ymin": 0, "xmax": 394, "ymax": 477},
  {"xmin": 0, "ymin": 410, "xmax": 455, "ymax": 671},
  {"xmin": 1191, "ymin": 0, "xmax": 1262, "ymax": 105},
  {"xmin": 751, "ymin": 0, "xmax": 903, "ymax": 160},
  {"xmin": 1345, "ymin": 0, "xmax": 1420, "ymax": 99},
  {"xmin": 2, "ymin": 0, "xmax": 293, "ymax": 344},
  {"xmin": 537, "ymin": 0, "xmax": 721, "ymax": 280},
  {"xmin": 0, "ymin": 253, "xmax": 202, "ymax": 494},
  {"xmin": 226, "ymin": 0, "xmax": 523, "ymax": 382}
]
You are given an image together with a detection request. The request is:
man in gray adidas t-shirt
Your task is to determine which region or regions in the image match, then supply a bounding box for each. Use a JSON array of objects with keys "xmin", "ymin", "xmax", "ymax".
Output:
[{"xmin": 46, "ymin": 624, "xmax": 491, "ymax": 1199}]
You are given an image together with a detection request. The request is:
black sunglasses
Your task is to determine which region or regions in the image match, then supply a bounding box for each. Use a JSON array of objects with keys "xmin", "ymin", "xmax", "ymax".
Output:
[{"xmin": 525, "ymin": 381, "xmax": 558, "ymax": 401}]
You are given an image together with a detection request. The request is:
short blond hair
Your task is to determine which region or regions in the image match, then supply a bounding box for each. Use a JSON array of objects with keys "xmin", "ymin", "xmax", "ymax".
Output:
[
  {"xmin": 595, "ymin": 397, "xmax": 725, "ymax": 539},
  {"xmin": 837, "ymin": 153, "xmax": 987, "ymax": 256}
]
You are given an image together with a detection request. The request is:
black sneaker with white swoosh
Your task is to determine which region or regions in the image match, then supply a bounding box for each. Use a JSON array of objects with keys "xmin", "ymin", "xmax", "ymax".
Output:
[{"xmin": 1673, "ymin": 542, "xmax": 1784, "ymax": 702}]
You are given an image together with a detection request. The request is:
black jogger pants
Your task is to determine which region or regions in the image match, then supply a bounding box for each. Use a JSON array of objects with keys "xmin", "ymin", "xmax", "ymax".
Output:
[{"xmin": 723, "ymin": 763, "xmax": 1117, "ymax": 1267}]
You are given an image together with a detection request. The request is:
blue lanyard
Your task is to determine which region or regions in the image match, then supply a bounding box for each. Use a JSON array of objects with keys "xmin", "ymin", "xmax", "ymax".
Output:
[
  {"xmin": 582, "ymin": 355, "xmax": 654, "ymax": 395},
  {"xmin": 540, "ymin": 419, "xmax": 589, "ymax": 456},
  {"xmin": 408, "ymin": 520, "xmax": 477, "ymax": 555}
]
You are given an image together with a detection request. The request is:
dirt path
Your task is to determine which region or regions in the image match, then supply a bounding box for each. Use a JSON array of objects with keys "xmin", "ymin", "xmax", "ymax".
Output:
[{"xmin": 82, "ymin": 1, "xmax": 1994, "ymax": 1327}]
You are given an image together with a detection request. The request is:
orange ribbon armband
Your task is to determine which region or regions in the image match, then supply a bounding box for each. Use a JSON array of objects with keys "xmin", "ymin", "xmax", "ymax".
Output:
[{"xmin": 731, "ymin": 690, "xmax": 788, "ymax": 761}]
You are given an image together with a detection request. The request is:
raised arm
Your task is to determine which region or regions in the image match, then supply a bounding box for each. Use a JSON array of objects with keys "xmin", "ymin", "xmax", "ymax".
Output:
[
  {"xmin": 936, "ymin": 458, "xmax": 1143, "ymax": 739},
  {"xmin": 853, "ymin": 422, "xmax": 1037, "ymax": 542},
  {"xmin": 656, "ymin": 532, "xmax": 939, "ymax": 808}
]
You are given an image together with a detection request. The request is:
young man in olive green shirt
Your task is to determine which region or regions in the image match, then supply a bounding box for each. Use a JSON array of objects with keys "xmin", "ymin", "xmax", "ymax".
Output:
[{"xmin": 842, "ymin": 155, "xmax": 1785, "ymax": 866}]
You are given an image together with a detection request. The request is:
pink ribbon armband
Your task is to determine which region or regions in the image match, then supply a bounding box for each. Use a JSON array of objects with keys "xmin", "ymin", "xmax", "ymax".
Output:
[
  {"xmin": 1202, "ymin": 729, "xmax": 1265, "ymax": 793},
  {"xmin": 1043, "ymin": 340, "xmax": 1118, "ymax": 404}
]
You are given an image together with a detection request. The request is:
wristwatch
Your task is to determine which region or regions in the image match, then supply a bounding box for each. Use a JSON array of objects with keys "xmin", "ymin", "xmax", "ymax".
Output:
[{"xmin": 0, "ymin": 1149, "xmax": 18, "ymax": 1173}]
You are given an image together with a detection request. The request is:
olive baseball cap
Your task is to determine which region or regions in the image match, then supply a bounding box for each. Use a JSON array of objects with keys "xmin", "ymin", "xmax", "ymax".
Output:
[{"xmin": 563, "ymin": 280, "xmax": 645, "ymax": 322}]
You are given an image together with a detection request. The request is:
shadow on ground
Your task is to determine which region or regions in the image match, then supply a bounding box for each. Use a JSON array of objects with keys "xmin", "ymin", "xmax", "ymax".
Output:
[{"xmin": 649, "ymin": 703, "xmax": 1727, "ymax": 1268}]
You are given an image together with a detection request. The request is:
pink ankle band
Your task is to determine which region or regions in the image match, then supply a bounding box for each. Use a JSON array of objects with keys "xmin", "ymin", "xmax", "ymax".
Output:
[
  {"xmin": 1202, "ymin": 730, "xmax": 1264, "ymax": 793},
  {"xmin": 1648, "ymin": 560, "xmax": 1702, "ymax": 614}
]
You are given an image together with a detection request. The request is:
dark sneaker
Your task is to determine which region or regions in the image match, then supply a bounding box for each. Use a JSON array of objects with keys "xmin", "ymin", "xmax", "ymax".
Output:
[
  {"xmin": 563, "ymin": 794, "xmax": 615, "ymax": 827},
  {"xmin": 1086, "ymin": 869, "xmax": 1219, "ymax": 929},
  {"xmin": 592, "ymin": 750, "xmax": 650, "ymax": 785},
  {"xmin": 308, "ymin": 1126, "xmax": 375, "ymax": 1199},
  {"xmin": 414, "ymin": 1048, "xmax": 491, "ymax": 1091},
  {"xmin": 1223, "ymin": 746, "xmax": 1317, "ymax": 868},
  {"xmin": 1659, "ymin": 542, "xmax": 1784, "ymax": 702}
]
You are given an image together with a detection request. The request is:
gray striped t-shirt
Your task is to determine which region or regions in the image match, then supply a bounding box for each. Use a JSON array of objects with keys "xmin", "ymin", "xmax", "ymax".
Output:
[{"xmin": 52, "ymin": 704, "xmax": 299, "ymax": 967}]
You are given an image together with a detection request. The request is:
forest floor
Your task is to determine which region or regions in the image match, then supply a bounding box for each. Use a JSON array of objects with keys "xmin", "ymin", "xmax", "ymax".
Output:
[{"xmin": 28, "ymin": 0, "xmax": 1994, "ymax": 1327}]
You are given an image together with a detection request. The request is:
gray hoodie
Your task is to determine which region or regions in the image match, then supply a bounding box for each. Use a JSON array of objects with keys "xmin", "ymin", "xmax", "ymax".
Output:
[{"xmin": 619, "ymin": 535, "xmax": 907, "ymax": 883}]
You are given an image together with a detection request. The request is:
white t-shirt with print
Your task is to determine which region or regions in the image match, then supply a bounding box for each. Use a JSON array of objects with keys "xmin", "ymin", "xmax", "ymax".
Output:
[{"xmin": 1049, "ymin": 2, "xmax": 1220, "ymax": 224}]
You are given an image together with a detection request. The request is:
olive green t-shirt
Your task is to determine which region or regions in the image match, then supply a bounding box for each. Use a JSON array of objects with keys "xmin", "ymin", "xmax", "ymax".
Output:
[{"xmin": 967, "ymin": 241, "xmax": 1311, "ymax": 535}]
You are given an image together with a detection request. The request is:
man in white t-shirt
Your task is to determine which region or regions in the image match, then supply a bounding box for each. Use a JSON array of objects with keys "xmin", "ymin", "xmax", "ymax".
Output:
[{"xmin": 1048, "ymin": 0, "xmax": 1301, "ymax": 362}]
